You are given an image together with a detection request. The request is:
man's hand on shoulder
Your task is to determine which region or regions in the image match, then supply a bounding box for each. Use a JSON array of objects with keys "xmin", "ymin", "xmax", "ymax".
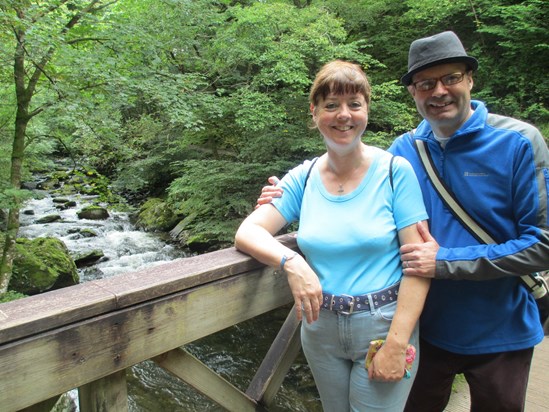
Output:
[{"xmin": 255, "ymin": 176, "xmax": 283, "ymax": 209}]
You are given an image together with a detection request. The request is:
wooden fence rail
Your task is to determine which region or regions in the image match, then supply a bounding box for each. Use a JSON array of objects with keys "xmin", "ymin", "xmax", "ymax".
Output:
[{"xmin": 0, "ymin": 234, "xmax": 300, "ymax": 412}]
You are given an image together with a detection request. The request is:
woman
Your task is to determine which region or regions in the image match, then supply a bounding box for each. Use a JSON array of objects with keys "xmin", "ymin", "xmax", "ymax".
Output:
[{"xmin": 235, "ymin": 60, "xmax": 431, "ymax": 411}]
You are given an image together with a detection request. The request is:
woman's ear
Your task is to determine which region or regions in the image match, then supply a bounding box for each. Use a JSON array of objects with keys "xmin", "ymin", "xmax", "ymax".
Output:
[{"xmin": 310, "ymin": 103, "xmax": 317, "ymax": 120}]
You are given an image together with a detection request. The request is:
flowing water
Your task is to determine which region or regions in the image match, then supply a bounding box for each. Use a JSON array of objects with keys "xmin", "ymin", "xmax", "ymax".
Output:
[{"xmin": 18, "ymin": 193, "xmax": 321, "ymax": 411}]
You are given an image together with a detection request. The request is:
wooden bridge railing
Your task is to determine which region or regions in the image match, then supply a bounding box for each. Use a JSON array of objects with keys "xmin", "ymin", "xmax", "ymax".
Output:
[{"xmin": 0, "ymin": 234, "xmax": 302, "ymax": 412}]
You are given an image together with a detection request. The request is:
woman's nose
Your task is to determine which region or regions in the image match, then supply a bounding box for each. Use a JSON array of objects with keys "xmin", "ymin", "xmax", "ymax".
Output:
[{"xmin": 337, "ymin": 104, "xmax": 351, "ymax": 118}]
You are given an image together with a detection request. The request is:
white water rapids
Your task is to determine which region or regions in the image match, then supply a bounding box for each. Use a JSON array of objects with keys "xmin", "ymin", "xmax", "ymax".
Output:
[{"xmin": 18, "ymin": 194, "xmax": 186, "ymax": 283}]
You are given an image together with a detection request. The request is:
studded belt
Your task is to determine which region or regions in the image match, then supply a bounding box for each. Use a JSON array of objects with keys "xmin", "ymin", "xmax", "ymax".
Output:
[{"xmin": 321, "ymin": 282, "xmax": 400, "ymax": 315}]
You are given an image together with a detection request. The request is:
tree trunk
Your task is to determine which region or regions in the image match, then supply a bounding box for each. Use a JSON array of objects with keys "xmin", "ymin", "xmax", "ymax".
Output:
[{"xmin": 0, "ymin": 25, "xmax": 29, "ymax": 294}]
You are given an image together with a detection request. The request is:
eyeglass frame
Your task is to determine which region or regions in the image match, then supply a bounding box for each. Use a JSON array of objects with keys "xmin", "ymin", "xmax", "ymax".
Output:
[{"xmin": 411, "ymin": 71, "xmax": 470, "ymax": 92}]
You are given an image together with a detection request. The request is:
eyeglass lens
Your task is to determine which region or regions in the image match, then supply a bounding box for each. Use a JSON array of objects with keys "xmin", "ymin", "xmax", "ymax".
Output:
[{"xmin": 414, "ymin": 73, "xmax": 465, "ymax": 91}]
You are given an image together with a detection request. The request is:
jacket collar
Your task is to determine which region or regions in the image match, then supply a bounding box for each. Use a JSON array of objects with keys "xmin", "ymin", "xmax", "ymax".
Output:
[{"xmin": 414, "ymin": 100, "xmax": 487, "ymax": 141}]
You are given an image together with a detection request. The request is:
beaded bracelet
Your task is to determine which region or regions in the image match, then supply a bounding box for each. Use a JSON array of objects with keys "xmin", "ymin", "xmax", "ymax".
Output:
[{"xmin": 280, "ymin": 252, "xmax": 298, "ymax": 271}]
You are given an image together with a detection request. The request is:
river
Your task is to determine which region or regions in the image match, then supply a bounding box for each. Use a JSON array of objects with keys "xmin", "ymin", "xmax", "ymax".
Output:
[{"xmin": 18, "ymin": 193, "xmax": 321, "ymax": 411}]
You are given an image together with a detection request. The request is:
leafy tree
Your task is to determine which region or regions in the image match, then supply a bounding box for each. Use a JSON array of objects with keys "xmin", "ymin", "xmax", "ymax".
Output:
[
  {"xmin": 0, "ymin": 0, "xmax": 120, "ymax": 294},
  {"xmin": 164, "ymin": 1, "xmax": 384, "ymax": 247},
  {"xmin": 1, "ymin": 0, "xmax": 546, "ymax": 259}
]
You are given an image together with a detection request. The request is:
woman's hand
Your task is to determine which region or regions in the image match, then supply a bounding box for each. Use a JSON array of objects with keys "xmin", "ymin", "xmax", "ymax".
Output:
[
  {"xmin": 367, "ymin": 341, "xmax": 407, "ymax": 382},
  {"xmin": 283, "ymin": 254, "xmax": 323, "ymax": 324}
]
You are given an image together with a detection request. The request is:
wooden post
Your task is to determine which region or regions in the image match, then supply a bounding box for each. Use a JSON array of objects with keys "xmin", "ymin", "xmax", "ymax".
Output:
[
  {"xmin": 79, "ymin": 370, "xmax": 128, "ymax": 412},
  {"xmin": 246, "ymin": 305, "xmax": 302, "ymax": 406}
]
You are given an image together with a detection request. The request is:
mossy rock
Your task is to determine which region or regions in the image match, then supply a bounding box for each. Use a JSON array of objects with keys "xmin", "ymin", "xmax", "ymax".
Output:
[
  {"xmin": 35, "ymin": 214, "xmax": 62, "ymax": 224},
  {"xmin": 73, "ymin": 249, "xmax": 105, "ymax": 268},
  {"xmin": 136, "ymin": 198, "xmax": 179, "ymax": 232},
  {"xmin": 77, "ymin": 205, "xmax": 110, "ymax": 220},
  {"xmin": 12, "ymin": 237, "xmax": 79, "ymax": 295}
]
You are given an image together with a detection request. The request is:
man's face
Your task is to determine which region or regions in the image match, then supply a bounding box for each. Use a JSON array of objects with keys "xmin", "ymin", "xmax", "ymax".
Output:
[{"xmin": 408, "ymin": 63, "xmax": 474, "ymax": 137}]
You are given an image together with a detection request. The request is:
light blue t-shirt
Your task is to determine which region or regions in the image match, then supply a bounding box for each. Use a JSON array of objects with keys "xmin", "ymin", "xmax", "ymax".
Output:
[{"xmin": 273, "ymin": 147, "xmax": 428, "ymax": 296}]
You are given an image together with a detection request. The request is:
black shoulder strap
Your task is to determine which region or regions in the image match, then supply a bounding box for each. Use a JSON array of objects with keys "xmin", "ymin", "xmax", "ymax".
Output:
[
  {"xmin": 389, "ymin": 155, "xmax": 395, "ymax": 190},
  {"xmin": 414, "ymin": 139, "xmax": 547, "ymax": 296},
  {"xmin": 303, "ymin": 157, "xmax": 319, "ymax": 189},
  {"xmin": 414, "ymin": 140, "xmax": 493, "ymax": 244}
]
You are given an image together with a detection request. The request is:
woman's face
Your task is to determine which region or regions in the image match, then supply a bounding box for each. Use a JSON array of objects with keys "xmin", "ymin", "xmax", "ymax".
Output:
[{"xmin": 311, "ymin": 92, "xmax": 368, "ymax": 155}]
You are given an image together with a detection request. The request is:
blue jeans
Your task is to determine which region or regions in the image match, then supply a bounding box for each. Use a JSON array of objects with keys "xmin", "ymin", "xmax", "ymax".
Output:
[{"xmin": 301, "ymin": 301, "xmax": 419, "ymax": 412}]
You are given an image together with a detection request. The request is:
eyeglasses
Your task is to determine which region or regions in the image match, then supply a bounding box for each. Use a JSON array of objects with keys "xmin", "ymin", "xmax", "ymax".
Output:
[{"xmin": 412, "ymin": 72, "xmax": 467, "ymax": 92}]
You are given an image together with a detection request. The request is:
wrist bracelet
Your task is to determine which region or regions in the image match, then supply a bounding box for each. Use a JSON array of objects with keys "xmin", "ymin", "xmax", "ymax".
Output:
[{"xmin": 280, "ymin": 252, "xmax": 298, "ymax": 271}]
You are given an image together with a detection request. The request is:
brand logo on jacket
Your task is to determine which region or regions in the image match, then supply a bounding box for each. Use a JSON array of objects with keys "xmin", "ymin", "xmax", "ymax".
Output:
[{"xmin": 464, "ymin": 172, "xmax": 489, "ymax": 177}]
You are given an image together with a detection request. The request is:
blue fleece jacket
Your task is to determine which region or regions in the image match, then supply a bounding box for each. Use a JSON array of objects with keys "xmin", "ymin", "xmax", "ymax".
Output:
[{"xmin": 389, "ymin": 100, "xmax": 547, "ymax": 354}]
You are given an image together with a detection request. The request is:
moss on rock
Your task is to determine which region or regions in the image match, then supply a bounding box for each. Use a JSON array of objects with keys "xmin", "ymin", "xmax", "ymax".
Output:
[
  {"xmin": 77, "ymin": 205, "xmax": 110, "ymax": 220},
  {"xmin": 136, "ymin": 198, "xmax": 179, "ymax": 232},
  {"xmin": 12, "ymin": 237, "xmax": 79, "ymax": 295}
]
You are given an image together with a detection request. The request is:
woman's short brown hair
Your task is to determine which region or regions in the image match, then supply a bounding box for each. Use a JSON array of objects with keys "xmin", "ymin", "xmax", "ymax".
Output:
[{"xmin": 309, "ymin": 60, "xmax": 371, "ymax": 107}]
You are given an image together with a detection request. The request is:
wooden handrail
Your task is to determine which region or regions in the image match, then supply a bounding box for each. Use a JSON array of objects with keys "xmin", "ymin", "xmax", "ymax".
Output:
[{"xmin": 0, "ymin": 234, "xmax": 301, "ymax": 411}]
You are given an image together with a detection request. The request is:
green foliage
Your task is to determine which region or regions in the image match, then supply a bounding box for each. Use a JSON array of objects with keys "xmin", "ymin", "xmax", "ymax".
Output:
[
  {"xmin": 168, "ymin": 159, "xmax": 295, "ymax": 248},
  {"xmin": 472, "ymin": 0, "xmax": 548, "ymax": 119},
  {"xmin": 1, "ymin": 0, "xmax": 546, "ymax": 253},
  {"xmin": 0, "ymin": 290, "xmax": 27, "ymax": 303},
  {"xmin": 0, "ymin": 186, "xmax": 33, "ymax": 211}
]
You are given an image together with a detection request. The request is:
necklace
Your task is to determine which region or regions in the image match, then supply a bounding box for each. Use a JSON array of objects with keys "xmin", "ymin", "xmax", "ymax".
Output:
[
  {"xmin": 331, "ymin": 163, "xmax": 361, "ymax": 194},
  {"xmin": 328, "ymin": 146, "xmax": 367, "ymax": 194},
  {"xmin": 337, "ymin": 180, "xmax": 349, "ymax": 194}
]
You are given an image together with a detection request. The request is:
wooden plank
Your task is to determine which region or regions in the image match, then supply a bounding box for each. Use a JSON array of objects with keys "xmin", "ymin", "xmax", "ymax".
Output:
[
  {"xmin": 0, "ymin": 267, "xmax": 293, "ymax": 411},
  {"xmin": 246, "ymin": 305, "xmax": 302, "ymax": 406},
  {"xmin": 0, "ymin": 234, "xmax": 298, "ymax": 345},
  {"xmin": 153, "ymin": 348, "xmax": 258, "ymax": 412},
  {"xmin": 525, "ymin": 337, "xmax": 549, "ymax": 412},
  {"xmin": 78, "ymin": 370, "xmax": 128, "ymax": 412},
  {"xmin": 102, "ymin": 234, "xmax": 298, "ymax": 308},
  {"xmin": 0, "ymin": 282, "xmax": 117, "ymax": 345}
]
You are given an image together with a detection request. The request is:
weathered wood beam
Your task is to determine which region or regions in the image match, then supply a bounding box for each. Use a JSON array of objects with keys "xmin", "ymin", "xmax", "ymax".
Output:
[
  {"xmin": 153, "ymin": 348, "xmax": 260, "ymax": 412},
  {"xmin": 0, "ymin": 234, "xmax": 298, "ymax": 344},
  {"xmin": 0, "ymin": 267, "xmax": 292, "ymax": 411},
  {"xmin": 246, "ymin": 305, "xmax": 302, "ymax": 406},
  {"xmin": 79, "ymin": 370, "xmax": 128, "ymax": 412},
  {"xmin": 16, "ymin": 395, "xmax": 61, "ymax": 412}
]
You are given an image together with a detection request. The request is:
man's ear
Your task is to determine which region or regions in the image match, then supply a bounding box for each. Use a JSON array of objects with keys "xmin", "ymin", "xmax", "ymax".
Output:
[{"xmin": 407, "ymin": 85, "xmax": 416, "ymax": 97}]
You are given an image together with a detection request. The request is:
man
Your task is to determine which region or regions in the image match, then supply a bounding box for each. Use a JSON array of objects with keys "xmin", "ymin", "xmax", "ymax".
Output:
[
  {"xmin": 391, "ymin": 30, "xmax": 547, "ymax": 412},
  {"xmin": 257, "ymin": 31, "xmax": 548, "ymax": 411}
]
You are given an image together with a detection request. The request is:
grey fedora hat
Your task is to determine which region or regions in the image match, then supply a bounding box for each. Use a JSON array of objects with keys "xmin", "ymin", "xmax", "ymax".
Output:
[{"xmin": 401, "ymin": 31, "xmax": 478, "ymax": 85}]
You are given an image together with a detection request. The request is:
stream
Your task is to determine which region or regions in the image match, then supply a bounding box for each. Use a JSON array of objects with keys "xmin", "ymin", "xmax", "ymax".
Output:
[{"xmin": 18, "ymin": 193, "xmax": 321, "ymax": 411}]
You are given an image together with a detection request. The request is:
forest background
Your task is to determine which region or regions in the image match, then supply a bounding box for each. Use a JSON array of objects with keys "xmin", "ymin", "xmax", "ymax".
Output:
[{"xmin": 1, "ymin": 0, "xmax": 548, "ymax": 294}]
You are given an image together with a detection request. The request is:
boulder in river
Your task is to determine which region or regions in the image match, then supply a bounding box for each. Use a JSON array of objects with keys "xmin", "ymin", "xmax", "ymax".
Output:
[
  {"xmin": 35, "ymin": 214, "xmax": 62, "ymax": 224},
  {"xmin": 12, "ymin": 237, "xmax": 79, "ymax": 295},
  {"xmin": 77, "ymin": 205, "xmax": 110, "ymax": 220},
  {"xmin": 136, "ymin": 198, "xmax": 179, "ymax": 232},
  {"xmin": 73, "ymin": 249, "xmax": 106, "ymax": 268}
]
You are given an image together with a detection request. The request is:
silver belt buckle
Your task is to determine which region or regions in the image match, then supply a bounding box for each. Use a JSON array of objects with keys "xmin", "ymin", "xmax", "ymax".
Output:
[{"xmin": 339, "ymin": 294, "xmax": 355, "ymax": 315}]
